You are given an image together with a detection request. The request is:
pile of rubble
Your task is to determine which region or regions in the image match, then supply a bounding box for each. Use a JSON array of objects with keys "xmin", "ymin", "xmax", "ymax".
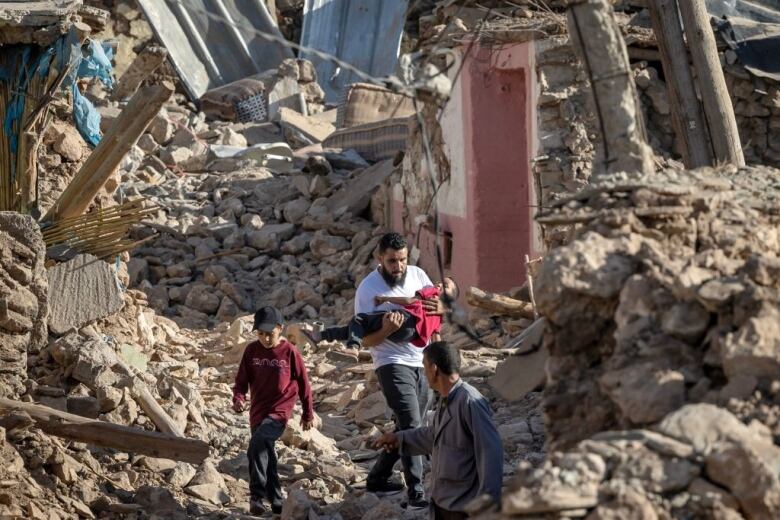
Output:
[
  {"xmin": 481, "ymin": 165, "xmax": 780, "ymax": 518},
  {"xmin": 0, "ymin": 31, "xmax": 548, "ymax": 517}
]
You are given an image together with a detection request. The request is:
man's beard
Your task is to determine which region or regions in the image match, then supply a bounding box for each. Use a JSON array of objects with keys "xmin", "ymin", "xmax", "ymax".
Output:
[{"xmin": 380, "ymin": 266, "xmax": 407, "ymax": 287}]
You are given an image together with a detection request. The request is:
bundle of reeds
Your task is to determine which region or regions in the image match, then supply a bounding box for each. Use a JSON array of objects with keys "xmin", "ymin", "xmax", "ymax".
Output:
[
  {"xmin": 0, "ymin": 40, "xmax": 72, "ymax": 213},
  {"xmin": 41, "ymin": 200, "xmax": 159, "ymax": 261}
]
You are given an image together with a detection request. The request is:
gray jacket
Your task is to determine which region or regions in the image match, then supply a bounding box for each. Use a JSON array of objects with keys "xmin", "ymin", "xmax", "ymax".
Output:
[{"xmin": 396, "ymin": 379, "xmax": 503, "ymax": 512}]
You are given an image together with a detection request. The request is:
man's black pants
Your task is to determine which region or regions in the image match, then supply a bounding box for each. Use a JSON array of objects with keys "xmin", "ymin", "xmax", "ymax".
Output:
[
  {"xmin": 321, "ymin": 311, "xmax": 418, "ymax": 347},
  {"xmin": 247, "ymin": 416, "xmax": 286, "ymax": 504},
  {"xmin": 368, "ymin": 363, "xmax": 431, "ymax": 497}
]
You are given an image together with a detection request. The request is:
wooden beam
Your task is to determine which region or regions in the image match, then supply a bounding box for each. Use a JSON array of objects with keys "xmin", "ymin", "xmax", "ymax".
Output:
[
  {"xmin": 566, "ymin": 0, "xmax": 655, "ymax": 177},
  {"xmin": 112, "ymin": 45, "xmax": 168, "ymax": 101},
  {"xmin": 467, "ymin": 287, "xmax": 535, "ymax": 319},
  {"xmin": 678, "ymin": 0, "xmax": 745, "ymax": 167},
  {"xmin": 647, "ymin": 0, "xmax": 712, "ymax": 168},
  {"xmin": 43, "ymin": 82, "xmax": 174, "ymax": 223},
  {"xmin": 0, "ymin": 398, "xmax": 209, "ymax": 464}
]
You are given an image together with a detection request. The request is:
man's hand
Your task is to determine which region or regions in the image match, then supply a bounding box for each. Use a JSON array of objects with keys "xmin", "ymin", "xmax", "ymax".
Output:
[
  {"xmin": 301, "ymin": 418, "xmax": 315, "ymax": 431},
  {"xmin": 232, "ymin": 399, "xmax": 246, "ymax": 413},
  {"xmin": 374, "ymin": 295, "xmax": 387, "ymax": 306},
  {"xmin": 373, "ymin": 432, "xmax": 399, "ymax": 452},
  {"xmin": 422, "ymin": 295, "xmax": 445, "ymax": 316},
  {"xmin": 382, "ymin": 311, "xmax": 404, "ymax": 333}
]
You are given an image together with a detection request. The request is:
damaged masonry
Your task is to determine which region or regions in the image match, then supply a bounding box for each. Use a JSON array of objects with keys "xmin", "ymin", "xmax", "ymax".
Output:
[{"xmin": 1, "ymin": 0, "xmax": 780, "ymax": 519}]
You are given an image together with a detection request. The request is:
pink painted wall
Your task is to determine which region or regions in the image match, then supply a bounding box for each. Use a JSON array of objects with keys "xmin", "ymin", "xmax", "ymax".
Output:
[{"xmin": 395, "ymin": 41, "xmax": 537, "ymax": 295}]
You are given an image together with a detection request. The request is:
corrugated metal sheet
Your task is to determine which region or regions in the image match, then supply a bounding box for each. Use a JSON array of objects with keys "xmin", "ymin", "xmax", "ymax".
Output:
[
  {"xmin": 137, "ymin": 0, "xmax": 294, "ymax": 100},
  {"xmin": 299, "ymin": 0, "xmax": 409, "ymax": 102}
]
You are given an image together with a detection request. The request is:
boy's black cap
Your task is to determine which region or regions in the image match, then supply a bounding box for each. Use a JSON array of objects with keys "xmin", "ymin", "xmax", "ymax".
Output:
[{"xmin": 252, "ymin": 306, "xmax": 283, "ymax": 332}]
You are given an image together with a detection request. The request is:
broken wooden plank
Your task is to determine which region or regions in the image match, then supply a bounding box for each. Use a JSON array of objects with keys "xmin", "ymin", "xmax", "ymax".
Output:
[
  {"xmin": 678, "ymin": 0, "xmax": 745, "ymax": 167},
  {"xmin": 112, "ymin": 45, "xmax": 168, "ymax": 101},
  {"xmin": 43, "ymin": 82, "xmax": 174, "ymax": 223},
  {"xmin": 467, "ymin": 287, "xmax": 535, "ymax": 319},
  {"xmin": 132, "ymin": 384, "xmax": 185, "ymax": 437},
  {"xmin": 0, "ymin": 398, "xmax": 209, "ymax": 464},
  {"xmin": 646, "ymin": 0, "xmax": 713, "ymax": 168}
]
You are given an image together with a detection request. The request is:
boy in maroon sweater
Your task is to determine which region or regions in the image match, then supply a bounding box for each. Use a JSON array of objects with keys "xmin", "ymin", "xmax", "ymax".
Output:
[{"xmin": 233, "ymin": 306, "xmax": 315, "ymax": 515}]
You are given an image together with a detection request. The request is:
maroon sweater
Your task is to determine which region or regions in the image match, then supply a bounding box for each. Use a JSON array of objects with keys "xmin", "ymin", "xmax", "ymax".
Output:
[{"xmin": 232, "ymin": 340, "xmax": 314, "ymax": 428}]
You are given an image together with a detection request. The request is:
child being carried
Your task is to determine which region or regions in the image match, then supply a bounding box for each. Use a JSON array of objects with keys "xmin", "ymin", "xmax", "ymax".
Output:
[{"xmin": 305, "ymin": 277, "xmax": 459, "ymax": 348}]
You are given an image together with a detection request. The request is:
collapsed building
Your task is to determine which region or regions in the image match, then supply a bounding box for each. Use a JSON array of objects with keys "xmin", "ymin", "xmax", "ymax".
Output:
[{"xmin": 0, "ymin": 0, "xmax": 779, "ymax": 519}]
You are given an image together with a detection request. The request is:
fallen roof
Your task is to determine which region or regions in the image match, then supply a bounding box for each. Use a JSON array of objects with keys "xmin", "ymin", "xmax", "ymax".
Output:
[
  {"xmin": 136, "ymin": 0, "xmax": 294, "ymax": 100},
  {"xmin": 299, "ymin": 0, "xmax": 409, "ymax": 103}
]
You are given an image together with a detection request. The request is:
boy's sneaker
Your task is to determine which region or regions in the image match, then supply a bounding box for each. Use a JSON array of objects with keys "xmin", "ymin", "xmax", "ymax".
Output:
[
  {"xmin": 301, "ymin": 321, "xmax": 324, "ymax": 346},
  {"xmin": 366, "ymin": 478, "xmax": 405, "ymax": 495},
  {"xmin": 405, "ymin": 492, "xmax": 429, "ymax": 509},
  {"xmin": 271, "ymin": 501, "xmax": 283, "ymax": 514},
  {"xmin": 249, "ymin": 497, "xmax": 266, "ymax": 515}
]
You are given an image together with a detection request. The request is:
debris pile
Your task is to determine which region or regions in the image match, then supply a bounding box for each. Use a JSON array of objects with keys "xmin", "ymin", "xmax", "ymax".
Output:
[{"xmin": 486, "ymin": 165, "xmax": 780, "ymax": 518}]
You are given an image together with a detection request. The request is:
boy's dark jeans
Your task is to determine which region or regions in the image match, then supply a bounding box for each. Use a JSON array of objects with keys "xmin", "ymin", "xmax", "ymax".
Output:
[
  {"xmin": 248, "ymin": 416, "xmax": 286, "ymax": 504},
  {"xmin": 321, "ymin": 310, "xmax": 417, "ymax": 347},
  {"xmin": 368, "ymin": 363, "xmax": 431, "ymax": 498}
]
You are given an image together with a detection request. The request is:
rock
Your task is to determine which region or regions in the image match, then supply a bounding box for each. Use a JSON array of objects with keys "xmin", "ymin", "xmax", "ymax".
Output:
[
  {"xmin": 336, "ymin": 492, "xmax": 380, "ymax": 520},
  {"xmin": 184, "ymin": 284, "xmax": 221, "ymax": 314},
  {"xmin": 305, "ymin": 156, "xmax": 332, "ymax": 176},
  {"xmin": 309, "ymin": 231, "xmax": 349, "ymax": 259},
  {"xmin": 352, "ymin": 391, "xmax": 386, "ymax": 423},
  {"xmin": 609, "ymin": 444, "xmax": 699, "ymax": 494},
  {"xmin": 585, "ymin": 489, "xmax": 659, "ymax": 520},
  {"xmin": 185, "ymin": 483, "xmax": 229, "ymax": 505},
  {"xmin": 297, "ymin": 59, "xmax": 317, "ymax": 83},
  {"xmin": 136, "ymin": 457, "xmax": 178, "ymax": 472},
  {"xmin": 167, "ymin": 462, "xmax": 197, "ymax": 488},
  {"xmin": 203, "ymin": 265, "xmax": 230, "ymax": 286},
  {"xmin": 655, "ymin": 404, "xmax": 765, "ymax": 456},
  {"xmin": 247, "ymin": 223, "xmax": 297, "ymax": 251},
  {"xmin": 599, "ymin": 361, "xmax": 686, "ymax": 424},
  {"xmin": 688, "ymin": 477, "xmax": 740, "ymax": 510},
  {"xmin": 283, "ymin": 198, "xmax": 312, "ymax": 225},
  {"xmin": 53, "ymin": 126, "xmax": 85, "ymax": 162},
  {"xmin": 360, "ymin": 500, "xmax": 404, "ymax": 519},
  {"xmin": 281, "ymin": 420, "xmax": 338, "ymax": 457},
  {"xmin": 490, "ymin": 344, "xmax": 548, "ymax": 402},
  {"xmin": 67, "ymin": 395, "xmax": 101, "ymax": 418},
  {"xmin": 325, "ymin": 160, "xmax": 395, "ymax": 218},
  {"xmin": 135, "ymin": 485, "xmax": 180, "ymax": 512},
  {"xmin": 660, "ymin": 302, "xmax": 710, "ymax": 343},
  {"xmin": 47, "ymin": 254, "xmax": 125, "ymax": 335},
  {"xmin": 149, "ymin": 112, "xmax": 176, "ymax": 145},
  {"xmin": 126, "ymin": 258, "xmax": 149, "ymax": 286},
  {"xmin": 70, "ymin": 339, "xmax": 121, "ymax": 388},
  {"xmin": 502, "ymin": 453, "xmax": 606, "ymax": 514},
  {"xmin": 706, "ymin": 437, "xmax": 780, "ymax": 518},
  {"xmin": 293, "ymin": 282, "xmax": 323, "ymax": 309},
  {"xmin": 216, "ymin": 297, "xmax": 240, "ymax": 322},
  {"xmin": 278, "ymin": 107, "xmax": 335, "ymax": 144},
  {"xmin": 280, "ymin": 488, "xmax": 312, "ymax": 520},
  {"xmin": 720, "ymin": 304, "xmax": 780, "ymax": 379}
]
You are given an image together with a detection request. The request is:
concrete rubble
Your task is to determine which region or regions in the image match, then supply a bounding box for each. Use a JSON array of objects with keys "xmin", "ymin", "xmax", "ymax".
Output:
[
  {"xmin": 474, "ymin": 165, "xmax": 780, "ymax": 519},
  {"xmin": 3, "ymin": 1, "xmax": 780, "ymax": 519}
]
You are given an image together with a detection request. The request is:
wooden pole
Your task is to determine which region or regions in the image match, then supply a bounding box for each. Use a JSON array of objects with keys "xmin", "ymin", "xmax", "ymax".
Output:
[
  {"xmin": 466, "ymin": 287, "xmax": 536, "ymax": 319},
  {"xmin": 111, "ymin": 45, "xmax": 168, "ymax": 101},
  {"xmin": 43, "ymin": 82, "xmax": 174, "ymax": 223},
  {"xmin": 566, "ymin": 0, "xmax": 655, "ymax": 178},
  {"xmin": 646, "ymin": 0, "xmax": 712, "ymax": 168},
  {"xmin": 678, "ymin": 0, "xmax": 745, "ymax": 167},
  {"xmin": 0, "ymin": 398, "xmax": 209, "ymax": 464}
]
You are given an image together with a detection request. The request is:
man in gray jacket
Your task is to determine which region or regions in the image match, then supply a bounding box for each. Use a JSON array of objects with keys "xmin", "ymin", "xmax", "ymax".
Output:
[{"xmin": 374, "ymin": 341, "xmax": 504, "ymax": 519}]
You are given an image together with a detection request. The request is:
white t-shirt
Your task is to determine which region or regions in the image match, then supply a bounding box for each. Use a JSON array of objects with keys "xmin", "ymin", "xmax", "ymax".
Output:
[{"xmin": 355, "ymin": 265, "xmax": 434, "ymax": 369}]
